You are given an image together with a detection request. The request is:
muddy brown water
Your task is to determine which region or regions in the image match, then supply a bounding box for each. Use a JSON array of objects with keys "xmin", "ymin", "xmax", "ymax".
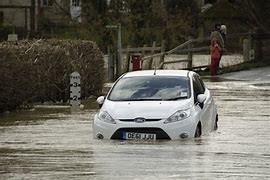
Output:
[{"xmin": 0, "ymin": 79, "xmax": 270, "ymax": 179}]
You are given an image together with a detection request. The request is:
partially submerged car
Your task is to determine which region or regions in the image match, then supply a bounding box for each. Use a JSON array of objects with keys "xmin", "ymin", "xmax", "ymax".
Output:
[{"xmin": 93, "ymin": 70, "xmax": 218, "ymax": 140}]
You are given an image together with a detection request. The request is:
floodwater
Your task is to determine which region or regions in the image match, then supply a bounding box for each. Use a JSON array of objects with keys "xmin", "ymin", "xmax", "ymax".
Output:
[{"xmin": 0, "ymin": 78, "xmax": 270, "ymax": 179}]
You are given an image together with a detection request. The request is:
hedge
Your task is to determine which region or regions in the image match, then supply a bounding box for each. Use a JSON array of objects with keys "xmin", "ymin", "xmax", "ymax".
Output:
[{"xmin": 0, "ymin": 39, "xmax": 104, "ymax": 113}]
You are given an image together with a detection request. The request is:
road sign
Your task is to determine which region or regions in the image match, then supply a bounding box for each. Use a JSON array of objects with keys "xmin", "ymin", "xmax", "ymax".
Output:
[{"xmin": 70, "ymin": 72, "xmax": 81, "ymax": 109}]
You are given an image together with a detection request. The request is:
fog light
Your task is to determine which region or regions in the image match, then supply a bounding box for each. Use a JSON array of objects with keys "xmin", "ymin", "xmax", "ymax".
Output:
[
  {"xmin": 96, "ymin": 133, "xmax": 104, "ymax": 139},
  {"xmin": 180, "ymin": 133, "xmax": 188, "ymax": 139}
]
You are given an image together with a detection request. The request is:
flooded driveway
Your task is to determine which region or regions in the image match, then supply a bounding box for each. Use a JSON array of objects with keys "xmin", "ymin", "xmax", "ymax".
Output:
[{"xmin": 1, "ymin": 69, "xmax": 270, "ymax": 179}]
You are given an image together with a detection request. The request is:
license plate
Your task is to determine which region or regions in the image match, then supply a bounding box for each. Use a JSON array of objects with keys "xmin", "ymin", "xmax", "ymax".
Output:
[{"xmin": 123, "ymin": 132, "xmax": 156, "ymax": 140}]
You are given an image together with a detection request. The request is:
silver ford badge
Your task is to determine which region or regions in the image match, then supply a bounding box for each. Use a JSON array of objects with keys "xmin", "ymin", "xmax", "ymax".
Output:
[{"xmin": 134, "ymin": 117, "xmax": 146, "ymax": 123}]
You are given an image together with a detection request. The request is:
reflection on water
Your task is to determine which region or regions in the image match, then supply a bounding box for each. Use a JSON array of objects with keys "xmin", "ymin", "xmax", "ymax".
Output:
[{"xmin": 0, "ymin": 80, "xmax": 270, "ymax": 179}]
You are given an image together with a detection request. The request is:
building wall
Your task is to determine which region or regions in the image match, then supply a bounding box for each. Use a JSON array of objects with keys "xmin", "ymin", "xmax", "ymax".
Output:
[
  {"xmin": 0, "ymin": 0, "xmax": 30, "ymax": 6},
  {"xmin": 0, "ymin": 0, "xmax": 72, "ymax": 31},
  {"xmin": 1, "ymin": 8, "xmax": 30, "ymax": 29},
  {"xmin": 0, "ymin": 0, "xmax": 31, "ymax": 29}
]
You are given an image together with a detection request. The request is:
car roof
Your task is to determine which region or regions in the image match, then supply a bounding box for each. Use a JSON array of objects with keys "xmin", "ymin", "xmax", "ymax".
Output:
[{"xmin": 122, "ymin": 70, "xmax": 192, "ymax": 78}]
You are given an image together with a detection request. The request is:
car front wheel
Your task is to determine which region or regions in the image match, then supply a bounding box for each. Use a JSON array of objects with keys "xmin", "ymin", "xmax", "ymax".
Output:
[
  {"xmin": 214, "ymin": 115, "xmax": 218, "ymax": 130},
  {"xmin": 194, "ymin": 123, "xmax": 202, "ymax": 138}
]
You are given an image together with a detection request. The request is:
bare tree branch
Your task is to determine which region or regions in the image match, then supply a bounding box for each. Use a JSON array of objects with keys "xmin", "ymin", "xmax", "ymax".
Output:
[{"xmin": 243, "ymin": 0, "xmax": 268, "ymax": 31}]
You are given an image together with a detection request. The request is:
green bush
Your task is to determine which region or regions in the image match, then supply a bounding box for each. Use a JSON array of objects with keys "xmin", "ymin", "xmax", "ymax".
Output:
[{"xmin": 0, "ymin": 39, "xmax": 104, "ymax": 113}]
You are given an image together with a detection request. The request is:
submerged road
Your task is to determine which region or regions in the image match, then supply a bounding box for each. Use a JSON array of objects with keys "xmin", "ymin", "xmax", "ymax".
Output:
[
  {"xmin": 0, "ymin": 67, "xmax": 270, "ymax": 179},
  {"xmin": 220, "ymin": 66, "xmax": 270, "ymax": 81}
]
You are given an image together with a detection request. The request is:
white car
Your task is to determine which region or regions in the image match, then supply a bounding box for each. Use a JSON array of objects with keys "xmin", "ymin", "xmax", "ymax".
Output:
[{"xmin": 93, "ymin": 70, "xmax": 218, "ymax": 140}]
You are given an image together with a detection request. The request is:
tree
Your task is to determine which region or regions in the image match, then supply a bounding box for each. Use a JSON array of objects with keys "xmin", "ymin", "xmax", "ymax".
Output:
[
  {"xmin": 106, "ymin": 0, "xmax": 200, "ymax": 48},
  {"xmin": 241, "ymin": 0, "xmax": 270, "ymax": 31},
  {"xmin": 39, "ymin": 0, "xmax": 201, "ymax": 50},
  {"xmin": 82, "ymin": 0, "xmax": 107, "ymax": 23}
]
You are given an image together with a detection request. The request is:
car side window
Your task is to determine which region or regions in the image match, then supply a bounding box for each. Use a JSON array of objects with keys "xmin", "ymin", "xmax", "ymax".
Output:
[
  {"xmin": 196, "ymin": 75, "xmax": 205, "ymax": 93},
  {"xmin": 192, "ymin": 75, "xmax": 205, "ymax": 103},
  {"xmin": 193, "ymin": 77, "xmax": 200, "ymax": 103}
]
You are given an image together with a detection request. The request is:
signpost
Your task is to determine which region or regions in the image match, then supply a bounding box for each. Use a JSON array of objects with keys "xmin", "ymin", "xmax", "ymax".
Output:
[{"xmin": 70, "ymin": 72, "xmax": 81, "ymax": 111}]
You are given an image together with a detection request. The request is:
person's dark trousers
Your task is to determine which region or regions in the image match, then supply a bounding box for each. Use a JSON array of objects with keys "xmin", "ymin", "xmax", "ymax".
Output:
[
  {"xmin": 210, "ymin": 58, "xmax": 219, "ymax": 76},
  {"xmin": 217, "ymin": 53, "xmax": 222, "ymax": 68}
]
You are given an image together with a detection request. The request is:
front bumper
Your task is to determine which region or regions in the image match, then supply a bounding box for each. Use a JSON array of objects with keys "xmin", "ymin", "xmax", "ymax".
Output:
[{"xmin": 93, "ymin": 114, "xmax": 198, "ymax": 140}]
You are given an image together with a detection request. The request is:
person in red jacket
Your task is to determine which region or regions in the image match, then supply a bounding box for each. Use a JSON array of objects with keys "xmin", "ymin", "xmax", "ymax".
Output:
[{"xmin": 210, "ymin": 38, "xmax": 222, "ymax": 76}]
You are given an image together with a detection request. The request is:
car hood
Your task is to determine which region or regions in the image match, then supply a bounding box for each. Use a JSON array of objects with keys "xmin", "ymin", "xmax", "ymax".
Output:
[{"xmin": 101, "ymin": 99, "xmax": 192, "ymax": 119}]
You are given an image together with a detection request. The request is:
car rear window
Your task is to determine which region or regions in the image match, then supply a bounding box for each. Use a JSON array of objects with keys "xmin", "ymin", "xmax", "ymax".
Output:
[{"xmin": 108, "ymin": 76, "xmax": 191, "ymax": 101}]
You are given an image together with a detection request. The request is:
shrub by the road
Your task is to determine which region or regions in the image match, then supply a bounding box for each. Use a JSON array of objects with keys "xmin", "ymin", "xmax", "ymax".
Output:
[{"xmin": 0, "ymin": 39, "xmax": 104, "ymax": 113}]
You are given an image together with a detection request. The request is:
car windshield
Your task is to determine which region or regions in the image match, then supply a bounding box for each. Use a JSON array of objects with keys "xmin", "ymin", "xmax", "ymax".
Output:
[{"xmin": 108, "ymin": 76, "xmax": 190, "ymax": 101}]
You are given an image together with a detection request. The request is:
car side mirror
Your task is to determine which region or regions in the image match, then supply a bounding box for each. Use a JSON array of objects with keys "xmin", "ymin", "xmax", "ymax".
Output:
[
  {"xmin": 197, "ymin": 94, "xmax": 206, "ymax": 104},
  {"xmin": 96, "ymin": 96, "xmax": 105, "ymax": 108},
  {"xmin": 197, "ymin": 94, "xmax": 206, "ymax": 109}
]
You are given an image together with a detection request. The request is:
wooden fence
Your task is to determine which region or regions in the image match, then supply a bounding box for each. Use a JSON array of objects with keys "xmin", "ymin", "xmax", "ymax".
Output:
[
  {"xmin": 122, "ymin": 41, "xmax": 164, "ymax": 72},
  {"xmin": 106, "ymin": 31, "xmax": 268, "ymax": 80},
  {"xmin": 141, "ymin": 37, "xmax": 211, "ymax": 70},
  {"xmin": 120, "ymin": 37, "xmax": 211, "ymax": 73},
  {"xmin": 138, "ymin": 32, "xmax": 267, "ymax": 71}
]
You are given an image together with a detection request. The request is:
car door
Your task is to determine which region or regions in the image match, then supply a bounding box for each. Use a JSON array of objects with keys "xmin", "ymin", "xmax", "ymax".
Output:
[{"xmin": 192, "ymin": 75, "xmax": 213, "ymax": 133}]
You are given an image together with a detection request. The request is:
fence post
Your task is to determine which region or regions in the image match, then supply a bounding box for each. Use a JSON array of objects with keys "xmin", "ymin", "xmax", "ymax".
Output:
[
  {"xmin": 141, "ymin": 44, "xmax": 147, "ymax": 70},
  {"xmin": 147, "ymin": 41, "xmax": 156, "ymax": 69},
  {"xmin": 243, "ymin": 39, "xmax": 250, "ymax": 62},
  {"xmin": 187, "ymin": 36, "xmax": 193, "ymax": 69},
  {"xmin": 159, "ymin": 40, "xmax": 166, "ymax": 69}
]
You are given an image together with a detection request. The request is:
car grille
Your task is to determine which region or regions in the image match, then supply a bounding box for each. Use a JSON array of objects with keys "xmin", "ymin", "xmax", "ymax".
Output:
[
  {"xmin": 111, "ymin": 128, "xmax": 171, "ymax": 140},
  {"xmin": 119, "ymin": 119, "xmax": 162, "ymax": 122}
]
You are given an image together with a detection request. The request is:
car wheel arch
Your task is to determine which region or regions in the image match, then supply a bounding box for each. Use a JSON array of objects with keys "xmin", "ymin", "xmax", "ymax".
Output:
[
  {"xmin": 214, "ymin": 114, "xmax": 218, "ymax": 130},
  {"xmin": 194, "ymin": 121, "xmax": 202, "ymax": 138}
]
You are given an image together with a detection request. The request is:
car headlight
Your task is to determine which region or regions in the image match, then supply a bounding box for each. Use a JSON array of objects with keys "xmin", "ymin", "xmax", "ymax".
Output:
[
  {"xmin": 164, "ymin": 109, "xmax": 191, "ymax": 124},
  {"xmin": 98, "ymin": 111, "xmax": 116, "ymax": 124}
]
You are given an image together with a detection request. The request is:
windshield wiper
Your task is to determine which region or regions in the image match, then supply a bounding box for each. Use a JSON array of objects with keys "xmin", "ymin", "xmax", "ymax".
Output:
[
  {"xmin": 164, "ymin": 96, "xmax": 188, "ymax": 101},
  {"xmin": 129, "ymin": 98, "xmax": 163, "ymax": 101},
  {"xmin": 112, "ymin": 97, "xmax": 187, "ymax": 101}
]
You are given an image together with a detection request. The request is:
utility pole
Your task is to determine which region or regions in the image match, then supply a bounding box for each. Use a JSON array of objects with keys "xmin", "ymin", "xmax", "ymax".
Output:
[
  {"xmin": 106, "ymin": 24, "xmax": 122, "ymax": 78},
  {"xmin": 35, "ymin": 0, "xmax": 40, "ymax": 32},
  {"xmin": 117, "ymin": 23, "xmax": 122, "ymax": 77}
]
